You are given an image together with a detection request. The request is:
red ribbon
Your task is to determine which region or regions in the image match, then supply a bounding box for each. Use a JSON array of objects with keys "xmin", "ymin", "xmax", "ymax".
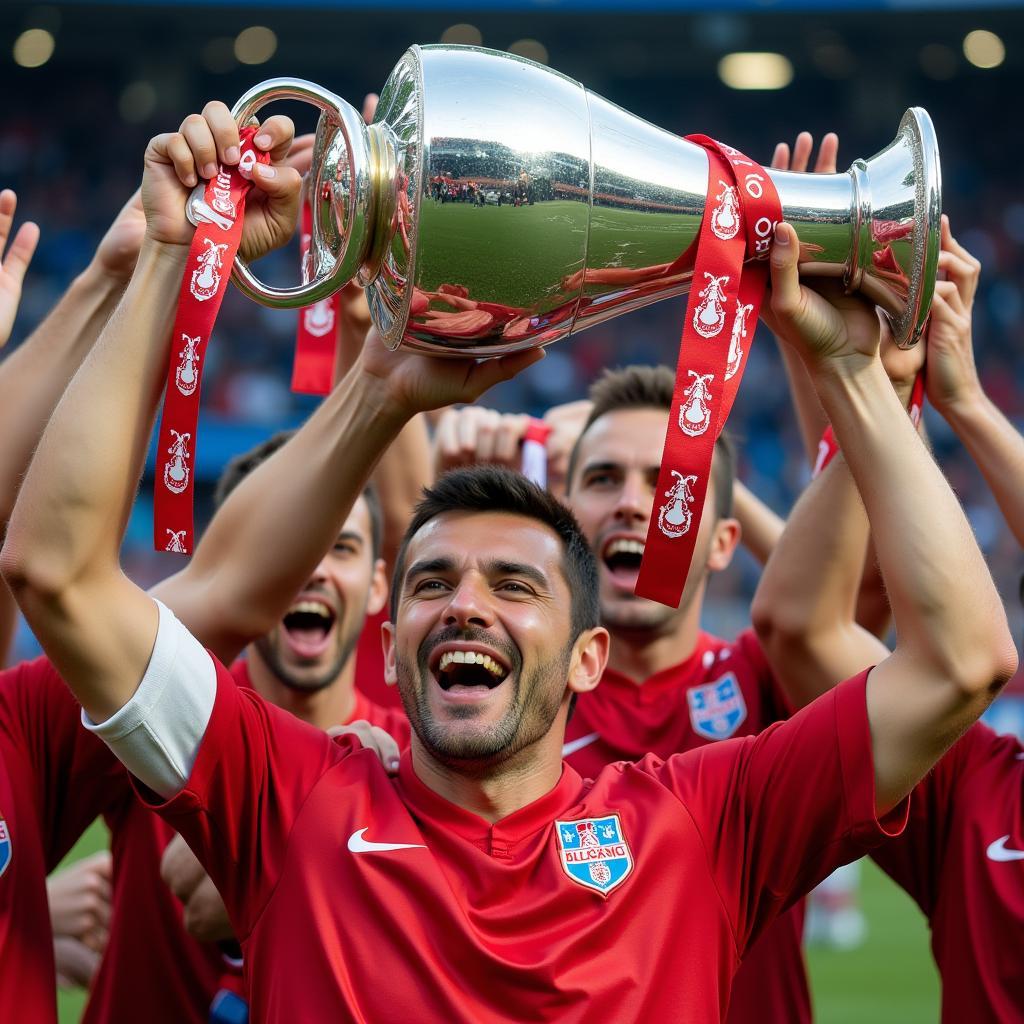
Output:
[
  {"xmin": 153, "ymin": 129, "xmax": 269, "ymax": 554},
  {"xmin": 291, "ymin": 201, "xmax": 339, "ymax": 396},
  {"xmin": 813, "ymin": 369, "xmax": 926, "ymax": 478},
  {"xmin": 635, "ymin": 138, "xmax": 781, "ymax": 607},
  {"xmin": 520, "ymin": 419, "xmax": 552, "ymax": 488}
]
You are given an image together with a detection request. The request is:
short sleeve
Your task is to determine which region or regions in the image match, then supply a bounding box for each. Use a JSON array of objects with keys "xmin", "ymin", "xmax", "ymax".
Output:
[
  {"xmin": 134, "ymin": 661, "xmax": 347, "ymax": 939},
  {"xmin": 645, "ymin": 671, "xmax": 908, "ymax": 953},
  {"xmin": 0, "ymin": 657, "xmax": 127, "ymax": 868},
  {"xmin": 870, "ymin": 722, "xmax": 996, "ymax": 916}
]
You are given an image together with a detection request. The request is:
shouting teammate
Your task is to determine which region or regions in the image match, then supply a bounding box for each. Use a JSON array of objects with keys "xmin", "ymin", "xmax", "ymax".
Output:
[{"xmin": 4, "ymin": 102, "xmax": 1016, "ymax": 1021}]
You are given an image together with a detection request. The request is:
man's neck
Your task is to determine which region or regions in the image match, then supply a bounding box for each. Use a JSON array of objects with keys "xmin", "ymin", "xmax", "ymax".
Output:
[
  {"xmin": 410, "ymin": 727, "xmax": 567, "ymax": 824},
  {"xmin": 604, "ymin": 588, "xmax": 704, "ymax": 683},
  {"xmin": 244, "ymin": 649, "xmax": 358, "ymax": 730}
]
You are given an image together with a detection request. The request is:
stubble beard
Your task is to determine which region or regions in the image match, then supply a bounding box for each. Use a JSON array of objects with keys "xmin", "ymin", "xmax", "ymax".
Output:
[
  {"xmin": 254, "ymin": 605, "xmax": 365, "ymax": 693},
  {"xmin": 396, "ymin": 634, "xmax": 572, "ymax": 771}
]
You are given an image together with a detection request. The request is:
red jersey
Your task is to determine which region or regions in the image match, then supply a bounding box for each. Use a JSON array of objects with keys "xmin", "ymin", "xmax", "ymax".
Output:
[
  {"xmin": 563, "ymin": 628, "xmax": 807, "ymax": 1024},
  {"xmin": 0, "ymin": 657, "xmax": 124, "ymax": 1024},
  {"xmin": 141, "ymin": 660, "xmax": 904, "ymax": 1022},
  {"xmin": 871, "ymin": 722, "xmax": 1024, "ymax": 1022},
  {"xmin": 86, "ymin": 657, "xmax": 410, "ymax": 1024}
]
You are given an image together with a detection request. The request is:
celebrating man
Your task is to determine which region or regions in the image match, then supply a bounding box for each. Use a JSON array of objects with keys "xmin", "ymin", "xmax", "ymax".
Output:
[{"xmin": 3, "ymin": 105, "xmax": 1016, "ymax": 1022}]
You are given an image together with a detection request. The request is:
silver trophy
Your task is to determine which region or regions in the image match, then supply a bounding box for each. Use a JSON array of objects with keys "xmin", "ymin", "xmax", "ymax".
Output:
[{"xmin": 225, "ymin": 44, "xmax": 941, "ymax": 354}]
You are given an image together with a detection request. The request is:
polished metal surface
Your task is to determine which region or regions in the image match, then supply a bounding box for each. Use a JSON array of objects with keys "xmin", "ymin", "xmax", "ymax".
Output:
[{"xmin": 231, "ymin": 45, "xmax": 941, "ymax": 352}]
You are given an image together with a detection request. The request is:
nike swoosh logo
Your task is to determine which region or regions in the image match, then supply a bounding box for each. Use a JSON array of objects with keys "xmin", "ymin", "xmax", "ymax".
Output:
[
  {"xmin": 562, "ymin": 732, "xmax": 601, "ymax": 757},
  {"xmin": 986, "ymin": 835, "xmax": 1024, "ymax": 862},
  {"xmin": 347, "ymin": 828, "xmax": 426, "ymax": 854}
]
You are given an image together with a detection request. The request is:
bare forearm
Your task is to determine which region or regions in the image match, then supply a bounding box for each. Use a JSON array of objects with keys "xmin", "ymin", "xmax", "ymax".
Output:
[
  {"xmin": 4, "ymin": 241, "xmax": 184, "ymax": 591},
  {"xmin": 752, "ymin": 454, "xmax": 880, "ymax": 707},
  {"xmin": 373, "ymin": 414, "xmax": 432, "ymax": 571},
  {"xmin": 813, "ymin": 359, "xmax": 1009, "ymax": 677},
  {"xmin": 157, "ymin": 366, "xmax": 408, "ymax": 659},
  {"xmin": 731, "ymin": 480, "xmax": 783, "ymax": 566},
  {"xmin": 777, "ymin": 340, "xmax": 828, "ymax": 465},
  {"xmin": 944, "ymin": 395, "xmax": 1024, "ymax": 549},
  {"xmin": 0, "ymin": 264, "xmax": 124, "ymax": 522}
]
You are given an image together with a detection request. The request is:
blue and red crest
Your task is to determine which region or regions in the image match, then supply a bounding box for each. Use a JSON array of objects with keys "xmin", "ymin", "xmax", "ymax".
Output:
[
  {"xmin": 0, "ymin": 813, "xmax": 11, "ymax": 879},
  {"xmin": 555, "ymin": 814, "xmax": 633, "ymax": 896},
  {"xmin": 687, "ymin": 673, "xmax": 747, "ymax": 741}
]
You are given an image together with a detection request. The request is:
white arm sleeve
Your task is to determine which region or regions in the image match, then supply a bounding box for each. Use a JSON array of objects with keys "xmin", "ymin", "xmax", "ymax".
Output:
[{"xmin": 82, "ymin": 598, "xmax": 216, "ymax": 798}]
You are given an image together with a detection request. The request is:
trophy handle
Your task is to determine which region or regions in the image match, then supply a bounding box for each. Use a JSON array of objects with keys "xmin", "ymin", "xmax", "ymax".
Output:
[{"xmin": 226, "ymin": 78, "xmax": 374, "ymax": 308}]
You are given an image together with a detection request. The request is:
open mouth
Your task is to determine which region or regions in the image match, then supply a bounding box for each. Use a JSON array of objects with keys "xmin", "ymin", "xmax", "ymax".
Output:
[
  {"xmin": 429, "ymin": 646, "xmax": 510, "ymax": 694},
  {"xmin": 281, "ymin": 598, "xmax": 337, "ymax": 659},
  {"xmin": 602, "ymin": 537, "xmax": 645, "ymax": 586}
]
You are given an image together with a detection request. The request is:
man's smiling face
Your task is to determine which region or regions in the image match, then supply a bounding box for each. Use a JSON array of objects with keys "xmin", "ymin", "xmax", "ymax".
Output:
[{"xmin": 386, "ymin": 510, "xmax": 577, "ymax": 767}]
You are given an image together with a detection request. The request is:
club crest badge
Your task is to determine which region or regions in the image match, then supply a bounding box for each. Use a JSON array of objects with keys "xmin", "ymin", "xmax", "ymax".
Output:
[
  {"xmin": 0, "ymin": 813, "xmax": 11, "ymax": 879},
  {"xmin": 555, "ymin": 814, "xmax": 633, "ymax": 897},
  {"xmin": 687, "ymin": 673, "xmax": 747, "ymax": 740}
]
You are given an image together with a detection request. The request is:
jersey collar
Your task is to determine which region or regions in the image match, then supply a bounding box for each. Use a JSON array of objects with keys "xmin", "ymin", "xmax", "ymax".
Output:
[{"xmin": 397, "ymin": 751, "xmax": 585, "ymax": 849}]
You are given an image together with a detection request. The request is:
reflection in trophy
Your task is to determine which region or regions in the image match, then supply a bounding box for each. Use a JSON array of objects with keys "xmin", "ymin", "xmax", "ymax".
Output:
[{"xmin": 224, "ymin": 44, "xmax": 941, "ymax": 355}]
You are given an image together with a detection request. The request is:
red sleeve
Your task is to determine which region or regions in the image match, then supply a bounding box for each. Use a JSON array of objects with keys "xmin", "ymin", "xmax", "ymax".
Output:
[
  {"xmin": 645, "ymin": 671, "xmax": 908, "ymax": 954},
  {"xmin": 134, "ymin": 657, "xmax": 348, "ymax": 939},
  {"xmin": 0, "ymin": 656, "xmax": 127, "ymax": 868},
  {"xmin": 870, "ymin": 722, "xmax": 997, "ymax": 916}
]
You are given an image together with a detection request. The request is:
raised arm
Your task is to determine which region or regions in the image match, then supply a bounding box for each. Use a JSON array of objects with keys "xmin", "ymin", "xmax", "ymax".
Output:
[
  {"xmin": 926, "ymin": 216, "xmax": 1024, "ymax": 548},
  {"xmin": 0, "ymin": 192, "xmax": 144, "ymax": 664},
  {"xmin": 766, "ymin": 222, "xmax": 1017, "ymax": 813},
  {"xmin": 751, "ymin": 334, "xmax": 926, "ymax": 707},
  {"xmin": 1, "ymin": 103, "xmax": 303, "ymax": 721}
]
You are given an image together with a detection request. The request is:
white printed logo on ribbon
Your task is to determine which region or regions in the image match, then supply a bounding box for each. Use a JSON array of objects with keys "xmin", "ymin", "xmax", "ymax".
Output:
[
  {"xmin": 164, "ymin": 529, "xmax": 188, "ymax": 553},
  {"xmin": 163, "ymin": 430, "xmax": 192, "ymax": 495},
  {"xmin": 174, "ymin": 333, "xmax": 202, "ymax": 396},
  {"xmin": 679, "ymin": 371, "xmax": 714, "ymax": 437},
  {"xmin": 693, "ymin": 273, "xmax": 729, "ymax": 339},
  {"xmin": 710, "ymin": 180, "xmax": 741, "ymax": 241},
  {"xmin": 210, "ymin": 168, "xmax": 237, "ymax": 219},
  {"xmin": 725, "ymin": 301, "xmax": 754, "ymax": 381},
  {"xmin": 657, "ymin": 470, "xmax": 698, "ymax": 539},
  {"xmin": 302, "ymin": 298, "xmax": 336, "ymax": 339},
  {"xmin": 190, "ymin": 238, "xmax": 228, "ymax": 302}
]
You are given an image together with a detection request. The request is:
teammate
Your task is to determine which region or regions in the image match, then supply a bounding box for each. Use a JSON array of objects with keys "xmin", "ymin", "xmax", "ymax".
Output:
[
  {"xmin": 559, "ymin": 366, "xmax": 807, "ymax": 1022},
  {"xmin": 752, "ymin": 219, "xmax": 1024, "ymax": 1022},
  {"xmin": 6, "ymin": 102, "xmax": 1016, "ymax": 1021}
]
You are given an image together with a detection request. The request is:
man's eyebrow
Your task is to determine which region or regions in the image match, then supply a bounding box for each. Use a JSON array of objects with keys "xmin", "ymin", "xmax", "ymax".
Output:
[
  {"xmin": 404, "ymin": 556, "xmax": 456, "ymax": 581},
  {"xmin": 335, "ymin": 530, "xmax": 364, "ymax": 546},
  {"xmin": 580, "ymin": 459, "xmax": 621, "ymax": 475},
  {"xmin": 486, "ymin": 559, "xmax": 551, "ymax": 591}
]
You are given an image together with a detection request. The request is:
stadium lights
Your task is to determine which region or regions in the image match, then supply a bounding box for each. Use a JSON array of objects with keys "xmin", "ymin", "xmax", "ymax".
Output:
[
  {"xmin": 13, "ymin": 28, "xmax": 54, "ymax": 68},
  {"xmin": 441, "ymin": 24, "xmax": 482, "ymax": 47},
  {"xmin": 718, "ymin": 52, "xmax": 793, "ymax": 90},
  {"xmin": 509, "ymin": 39, "xmax": 549, "ymax": 65},
  {"xmin": 964, "ymin": 30, "xmax": 1005, "ymax": 70},
  {"xmin": 234, "ymin": 26, "xmax": 277, "ymax": 66}
]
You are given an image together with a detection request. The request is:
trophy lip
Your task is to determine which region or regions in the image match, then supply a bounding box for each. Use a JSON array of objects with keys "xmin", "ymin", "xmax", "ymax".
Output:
[{"xmin": 899, "ymin": 106, "xmax": 942, "ymax": 349}]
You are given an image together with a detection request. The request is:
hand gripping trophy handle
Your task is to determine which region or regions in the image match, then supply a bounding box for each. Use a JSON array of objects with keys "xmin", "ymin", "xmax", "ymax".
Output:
[
  {"xmin": 224, "ymin": 77, "xmax": 394, "ymax": 308},
  {"xmin": 228, "ymin": 45, "xmax": 941, "ymax": 354}
]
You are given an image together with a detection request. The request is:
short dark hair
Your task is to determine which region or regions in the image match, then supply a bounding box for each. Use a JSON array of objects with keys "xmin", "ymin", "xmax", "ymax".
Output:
[
  {"xmin": 567, "ymin": 365, "xmax": 736, "ymax": 518},
  {"xmin": 213, "ymin": 429, "xmax": 383, "ymax": 560},
  {"xmin": 391, "ymin": 466, "xmax": 599, "ymax": 641}
]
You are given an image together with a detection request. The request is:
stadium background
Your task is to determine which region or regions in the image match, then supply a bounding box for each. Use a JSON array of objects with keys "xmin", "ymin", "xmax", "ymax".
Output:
[{"xmin": 1, "ymin": 0, "xmax": 1021, "ymax": 1019}]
